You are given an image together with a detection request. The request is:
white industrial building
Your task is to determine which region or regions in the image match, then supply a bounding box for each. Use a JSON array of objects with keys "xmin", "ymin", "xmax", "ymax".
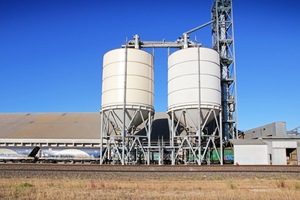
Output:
[
  {"xmin": 230, "ymin": 122, "xmax": 300, "ymax": 165},
  {"xmin": 0, "ymin": 113, "xmax": 299, "ymax": 165}
]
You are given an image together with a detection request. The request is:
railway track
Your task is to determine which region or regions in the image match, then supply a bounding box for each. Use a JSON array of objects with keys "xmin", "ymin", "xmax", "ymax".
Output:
[{"xmin": 0, "ymin": 164, "xmax": 299, "ymax": 173}]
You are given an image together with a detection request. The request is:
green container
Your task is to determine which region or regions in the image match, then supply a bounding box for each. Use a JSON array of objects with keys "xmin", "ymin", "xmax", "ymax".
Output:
[
  {"xmin": 153, "ymin": 152, "xmax": 159, "ymax": 161},
  {"xmin": 210, "ymin": 148, "xmax": 234, "ymax": 164},
  {"xmin": 189, "ymin": 153, "xmax": 195, "ymax": 161},
  {"xmin": 211, "ymin": 149, "xmax": 221, "ymax": 163},
  {"xmin": 223, "ymin": 148, "xmax": 234, "ymax": 163}
]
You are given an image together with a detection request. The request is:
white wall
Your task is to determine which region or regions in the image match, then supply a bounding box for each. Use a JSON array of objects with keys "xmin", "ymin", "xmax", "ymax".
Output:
[
  {"xmin": 271, "ymin": 141, "xmax": 298, "ymax": 165},
  {"xmin": 234, "ymin": 145, "xmax": 269, "ymax": 165},
  {"xmin": 272, "ymin": 141, "xmax": 297, "ymax": 148},
  {"xmin": 297, "ymin": 146, "xmax": 300, "ymax": 165},
  {"xmin": 272, "ymin": 148, "xmax": 286, "ymax": 165}
]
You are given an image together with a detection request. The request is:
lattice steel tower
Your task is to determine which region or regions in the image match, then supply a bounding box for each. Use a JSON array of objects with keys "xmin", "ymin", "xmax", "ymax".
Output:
[{"xmin": 212, "ymin": 0, "xmax": 238, "ymax": 140}]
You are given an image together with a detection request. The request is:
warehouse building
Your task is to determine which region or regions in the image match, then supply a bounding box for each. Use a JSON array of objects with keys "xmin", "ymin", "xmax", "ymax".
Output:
[
  {"xmin": 0, "ymin": 112, "xmax": 170, "ymax": 146},
  {"xmin": 230, "ymin": 122, "xmax": 300, "ymax": 165},
  {"xmin": 1, "ymin": 113, "xmax": 299, "ymax": 165},
  {"xmin": 0, "ymin": 112, "xmax": 170, "ymax": 164}
]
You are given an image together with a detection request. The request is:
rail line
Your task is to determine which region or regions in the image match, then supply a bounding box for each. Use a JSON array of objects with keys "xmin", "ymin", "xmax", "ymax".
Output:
[{"xmin": 0, "ymin": 164, "xmax": 299, "ymax": 174}]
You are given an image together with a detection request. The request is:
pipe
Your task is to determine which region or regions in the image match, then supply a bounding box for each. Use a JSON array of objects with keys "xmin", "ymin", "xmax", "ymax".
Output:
[
  {"xmin": 134, "ymin": 34, "xmax": 140, "ymax": 49},
  {"xmin": 122, "ymin": 40, "xmax": 128, "ymax": 165}
]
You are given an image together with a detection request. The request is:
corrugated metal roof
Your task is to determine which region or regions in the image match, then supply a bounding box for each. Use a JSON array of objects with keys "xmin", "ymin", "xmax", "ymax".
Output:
[
  {"xmin": 0, "ymin": 113, "xmax": 101, "ymax": 139},
  {"xmin": 0, "ymin": 112, "xmax": 170, "ymax": 140}
]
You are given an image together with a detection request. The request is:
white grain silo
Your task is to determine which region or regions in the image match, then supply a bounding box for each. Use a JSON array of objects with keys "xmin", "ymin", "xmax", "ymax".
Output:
[
  {"xmin": 100, "ymin": 48, "xmax": 154, "ymax": 165},
  {"xmin": 168, "ymin": 47, "xmax": 223, "ymax": 165}
]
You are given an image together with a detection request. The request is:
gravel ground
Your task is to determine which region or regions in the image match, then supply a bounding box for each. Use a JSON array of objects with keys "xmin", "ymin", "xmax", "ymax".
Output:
[{"xmin": 1, "ymin": 164, "xmax": 299, "ymax": 180}]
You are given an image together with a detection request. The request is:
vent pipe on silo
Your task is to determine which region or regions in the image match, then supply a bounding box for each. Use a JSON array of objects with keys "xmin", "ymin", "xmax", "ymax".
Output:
[{"xmin": 134, "ymin": 34, "xmax": 140, "ymax": 49}]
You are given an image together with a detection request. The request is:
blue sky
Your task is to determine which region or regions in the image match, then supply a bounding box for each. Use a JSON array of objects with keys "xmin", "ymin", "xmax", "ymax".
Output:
[{"xmin": 0, "ymin": 0, "xmax": 299, "ymax": 131}]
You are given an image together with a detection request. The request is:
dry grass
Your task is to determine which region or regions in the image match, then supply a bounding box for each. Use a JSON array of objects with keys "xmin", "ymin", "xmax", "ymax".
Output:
[{"xmin": 1, "ymin": 175, "xmax": 300, "ymax": 199}]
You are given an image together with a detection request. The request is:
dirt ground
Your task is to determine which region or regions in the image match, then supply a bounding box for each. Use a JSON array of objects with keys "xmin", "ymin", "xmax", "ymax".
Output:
[{"xmin": 1, "ymin": 169, "xmax": 300, "ymax": 200}]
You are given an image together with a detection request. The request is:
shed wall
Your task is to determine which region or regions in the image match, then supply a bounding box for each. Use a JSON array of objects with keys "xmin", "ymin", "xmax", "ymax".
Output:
[
  {"xmin": 272, "ymin": 148, "xmax": 286, "ymax": 165},
  {"xmin": 272, "ymin": 141, "xmax": 297, "ymax": 148},
  {"xmin": 234, "ymin": 145, "xmax": 269, "ymax": 165},
  {"xmin": 297, "ymin": 143, "xmax": 300, "ymax": 165}
]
